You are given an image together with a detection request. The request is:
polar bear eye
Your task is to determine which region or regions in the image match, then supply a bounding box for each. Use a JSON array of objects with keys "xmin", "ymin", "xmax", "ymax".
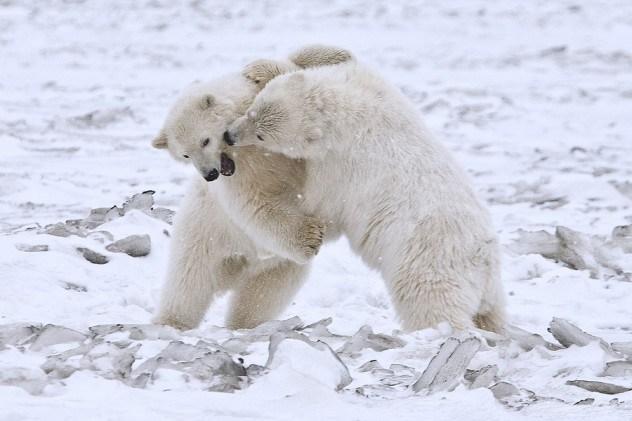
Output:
[
  {"xmin": 257, "ymin": 135, "xmax": 264, "ymax": 141},
  {"xmin": 202, "ymin": 138, "xmax": 210, "ymax": 147},
  {"xmin": 183, "ymin": 154, "xmax": 189, "ymax": 159}
]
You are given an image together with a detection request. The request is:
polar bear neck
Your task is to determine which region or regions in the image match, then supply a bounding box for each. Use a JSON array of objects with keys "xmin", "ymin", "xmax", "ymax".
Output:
[{"xmin": 300, "ymin": 64, "xmax": 433, "ymax": 157}]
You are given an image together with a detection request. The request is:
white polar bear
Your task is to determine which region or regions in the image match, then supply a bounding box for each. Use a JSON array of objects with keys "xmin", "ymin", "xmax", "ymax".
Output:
[
  {"xmin": 226, "ymin": 62, "xmax": 507, "ymax": 332},
  {"xmin": 151, "ymin": 46, "xmax": 352, "ymax": 330}
]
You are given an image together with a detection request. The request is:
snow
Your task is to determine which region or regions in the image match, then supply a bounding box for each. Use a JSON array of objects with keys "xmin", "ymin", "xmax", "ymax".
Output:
[{"xmin": 1, "ymin": 0, "xmax": 632, "ymax": 419}]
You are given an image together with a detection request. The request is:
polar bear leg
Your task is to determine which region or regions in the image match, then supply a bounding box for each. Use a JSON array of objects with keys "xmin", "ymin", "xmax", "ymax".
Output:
[
  {"xmin": 389, "ymin": 272, "xmax": 478, "ymax": 332},
  {"xmin": 226, "ymin": 258, "xmax": 308, "ymax": 329},
  {"xmin": 243, "ymin": 45, "xmax": 354, "ymax": 89},
  {"xmin": 289, "ymin": 44, "xmax": 354, "ymax": 68},
  {"xmin": 154, "ymin": 181, "xmax": 246, "ymax": 330},
  {"xmin": 474, "ymin": 283, "xmax": 507, "ymax": 333}
]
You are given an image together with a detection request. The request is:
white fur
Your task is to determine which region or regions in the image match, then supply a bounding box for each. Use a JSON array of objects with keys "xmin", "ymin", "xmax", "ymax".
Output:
[
  {"xmin": 228, "ymin": 62, "xmax": 507, "ymax": 332},
  {"xmin": 152, "ymin": 46, "xmax": 353, "ymax": 329}
]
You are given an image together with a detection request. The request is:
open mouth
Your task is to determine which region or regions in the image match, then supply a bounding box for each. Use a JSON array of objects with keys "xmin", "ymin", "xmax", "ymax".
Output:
[{"xmin": 220, "ymin": 152, "xmax": 235, "ymax": 176}]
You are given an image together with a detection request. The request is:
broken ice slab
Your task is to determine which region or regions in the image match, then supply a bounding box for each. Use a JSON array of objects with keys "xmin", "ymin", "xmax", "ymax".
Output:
[
  {"xmin": 122, "ymin": 190, "xmax": 155, "ymax": 213},
  {"xmin": 129, "ymin": 345, "xmax": 247, "ymax": 391},
  {"xmin": 129, "ymin": 356, "xmax": 162, "ymax": 388},
  {"xmin": 110, "ymin": 344, "xmax": 141, "ymax": 380},
  {"xmin": 511, "ymin": 226, "xmax": 599, "ymax": 275},
  {"xmin": 465, "ymin": 364, "xmax": 499, "ymax": 389},
  {"xmin": 246, "ymin": 364, "xmax": 266, "ymax": 377},
  {"xmin": 266, "ymin": 332, "xmax": 352, "ymax": 390},
  {"xmin": 300, "ymin": 317, "xmax": 344, "ymax": 338},
  {"xmin": 15, "ymin": 243, "xmax": 49, "ymax": 252},
  {"xmin": 158, "ymin": 341, "xmax": 213, "ymax": 361},
  {"xmin": 0, "ymin": 323, "xmax": 42, "ymax": 347},
  {"xmin": 44, "ymin": 222, "xmax": 85, "ymax": 238},
  {"xmin": 357, "ymin": 360, "xmax": 384, "ymax": 372},
  {"xmin": 302, "ymin": 317, "xmax": 333, "ymax": 330},
  {"xmin": 29, "ymin": 325, "xmax": 86, "ymax": 351},
  {"xmin": 611, "ymin": 225, "xmax": 632, "ymax": 253},
  {"xmin": 106, "ymin": 234, "xmax": 151, "ymax": 257},
  {"xmin": 149, "ymin": 207, "xmax": 175, "ymax": 225},
  {"xmin": 176, "ymin": 350, "xmax": 247, "ymax": 379},
  {"xmin": 489, "ymin": 381, "xmax": 520, "ymax": 400},
  {"xmin": 88, "ymin": 323, "xmax": 127, "ymax": 338},
  {"xmin": 127, "ymin": 324, "xmax": 180, "ymax": 341},
  {"xmin": 76, "ymin": 247, "xmax": 109, "ymax": 264},
  {"xmin": 40, "ymin": 356, "xmax": 78, "ymax": 379},
  {"xmin": 0, "ymin": 367, "xmax": 48, "ymax": 395},
  {"xmin": 411, "ymin": 336, "xmax": 481, "ymax": 393},
  {"xmin": 509, "ymin": 225, "xmax": 632, "ymax": 278},
  {"xmin": 507, "ymin": 229, "xmax": 559, "ymax": 257},
  {"xmin": 611, "ymin": 341, "xmax": 632, "ymax": 358},
  {"xmin": 249, "ymin": 316, "xmax": 304, "ymax": 336},
  {"xmin": 604, "ymin": 361, "xmax": 632, "ymax": 377},
  {"xmin": 338, "ymin": 325, "xmax": 406, "ymax": 355},
  {"xmin": 548, "ymin": 318, "xmax": 609, "ymax": 350},
  {"xmin": 505, "ymin": 324, "xmax": 563, "ymax": 351},
  {"xmin": 566, "ymin": 380, "xmax": 632, "ymax": 395}
]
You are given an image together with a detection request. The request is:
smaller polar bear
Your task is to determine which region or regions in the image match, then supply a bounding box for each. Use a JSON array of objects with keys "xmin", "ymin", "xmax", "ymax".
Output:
[
  {"xmin": 151, "ymin": 46, "xmax": 352, "ymax": 330},
  {"xmin": 226, "ymin": 62, "xmax": 507, "ymax": 332}
]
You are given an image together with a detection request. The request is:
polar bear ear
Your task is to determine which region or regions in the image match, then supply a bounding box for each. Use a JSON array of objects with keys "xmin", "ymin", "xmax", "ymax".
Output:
[
  {"xmin": 199, "ymin": 95, "xmax": 215, "ymax": 110},
  {"xmin": 152, "ymin": 130, "xmax": 169, "ymax": 149}
]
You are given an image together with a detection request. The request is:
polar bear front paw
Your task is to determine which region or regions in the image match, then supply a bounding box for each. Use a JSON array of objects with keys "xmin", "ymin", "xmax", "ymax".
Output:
[
  {"xmin": 295, "ymin": 217, "xmax": 325, "ymax": 261},
  {"xmin": 152, "ymin": 314, "xmax": 194, "ymax": 331},
  {"xmin": 243, "ymin": 59, "xmax": 299, "ymax": 89}
]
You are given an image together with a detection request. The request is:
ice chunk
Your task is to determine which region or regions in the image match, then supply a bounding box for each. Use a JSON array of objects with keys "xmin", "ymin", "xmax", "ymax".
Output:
[
  {"xmin": 465, "ymin": 364, "xmax": 499, "ymax": 389},
  {"xmin": 412, "ymin": 336, "xmax": 481, "ymax": 393},
  {"xmin": 266, "ymin": 332, "xmax": 351, "ymax": 390},
  {"xmin": 106, "ymin": 234, "xmax": 151, "ymax": 257},
  {"xmin": 548, "ymin": 318, "xmax": 608, "ymax": 349},
  {"xmin": 0, "ymin": 367, "xmax": 48, "ymax": 395},
  {"xmin": 604, "ymin": 361, "xmax": 632, "ymax": 377},
  {"xmin": 506, "ymin": 324, "xmax": 562, "ymax": 351},
  {"xmin": 122, "ymin": 190, "xmax": 155, "ymax": 213},
  {"xmin": 76, "ymin": 247, "xmax": 109, "ymax": 264},
  {"xmin": 357, "ymin": 360, "xmax": 383, "ymax": 372},
  {"xmin": 0, "ymin": 323, "xmax": 42, "ymax": 347},
  {"xmin": 338, "ymin": 325, "xmax": 405, "ymax": 355},
  {"xmin": 611, "ymin": 341, "xmax": 632, "ymax": 357},
  {"xmin": 249, "ymin": 316, "xmax": 304, "ymax": 336},
  {"xmin": 128, "ymin": 324, "xmax": 180, "ymax": 341},
  {"xmin": 566, "ymin": 380, "xmax": 632, "ymax": 395},
  {"xmin": 15, "ymin": 243, "xmax": 49, "ymax": 252},
  {"xmin": 44, "ymin": 222, "xmax": 85, "ymax": 238},
  {"xmin": 489, "ymin": 381, "xmax": 520, "ymax": 399},
  {"xmin": 30, "ymin": 324, "xmax": 86, "ymax": 351}
]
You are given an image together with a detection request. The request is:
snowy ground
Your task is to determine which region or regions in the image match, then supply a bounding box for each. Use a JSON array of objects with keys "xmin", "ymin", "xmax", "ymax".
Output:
[{"xmin": 1, "ymin": 1, "xmax": 632, "ymax": 420}]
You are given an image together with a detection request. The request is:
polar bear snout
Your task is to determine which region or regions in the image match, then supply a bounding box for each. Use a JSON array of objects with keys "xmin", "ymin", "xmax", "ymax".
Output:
[
  {"xmin": 220, "ymin": 152, "xmax": 235, "ymax": 176},
  {"xmin": 223, "ymin": 130, "xmax": 235, "ymax": 146},
  {"xmin": 203, "ymin": 168, "xmax": 220, "ymax": 182},
  {"xmin": 225, "ymin": 116, "xmax": 259, "ymax": 147}
]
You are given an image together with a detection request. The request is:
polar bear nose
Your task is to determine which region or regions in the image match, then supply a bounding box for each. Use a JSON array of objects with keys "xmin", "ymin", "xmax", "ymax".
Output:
[
  {"xmin": 223, "ymin": 130, "xmax": 235, "ymax": 146},
  {"xmin": 204, "ymin": 168, "xmax": 220, "ymax": 182}
]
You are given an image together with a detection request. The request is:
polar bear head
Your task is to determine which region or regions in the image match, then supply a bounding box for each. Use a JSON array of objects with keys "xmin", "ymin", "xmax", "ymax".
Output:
[
  {"xmin": 152, "ymin": 82, "xmax": 239, "ymax": 182},
  {"xmin": 224, "ymin": 72, "xmax": 326, "ymax": 160}
]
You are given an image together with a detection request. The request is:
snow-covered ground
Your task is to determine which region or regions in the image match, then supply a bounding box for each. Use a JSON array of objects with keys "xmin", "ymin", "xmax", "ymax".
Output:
[{"xmin": 2, "ymin": 1, "xmax": 632, "ymax": 420}]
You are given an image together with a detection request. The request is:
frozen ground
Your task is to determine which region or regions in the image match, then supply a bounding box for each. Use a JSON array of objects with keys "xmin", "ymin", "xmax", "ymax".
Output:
[{"xmin": 1, "ymin": 1, "xmax": 632, "ymax": 420}]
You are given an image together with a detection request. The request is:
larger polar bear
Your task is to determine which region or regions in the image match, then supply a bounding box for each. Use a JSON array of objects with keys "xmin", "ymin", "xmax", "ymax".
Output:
[
  {"xmin": 151, "ymin": 46, "xmax": 352, "ymax": 330},
  {"xmin": 226, "ymin": 62, "xmax": 507, "ymax": 332}
]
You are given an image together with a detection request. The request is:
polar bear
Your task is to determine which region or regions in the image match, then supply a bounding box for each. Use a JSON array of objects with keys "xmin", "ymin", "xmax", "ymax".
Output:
[
  {"xmin": 225, "ymin": 62, "xmax": 507, "ymax": 332},
  {"xmin": 151, "ymin": 46, "xmax": 352, "ymax": 330}
]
